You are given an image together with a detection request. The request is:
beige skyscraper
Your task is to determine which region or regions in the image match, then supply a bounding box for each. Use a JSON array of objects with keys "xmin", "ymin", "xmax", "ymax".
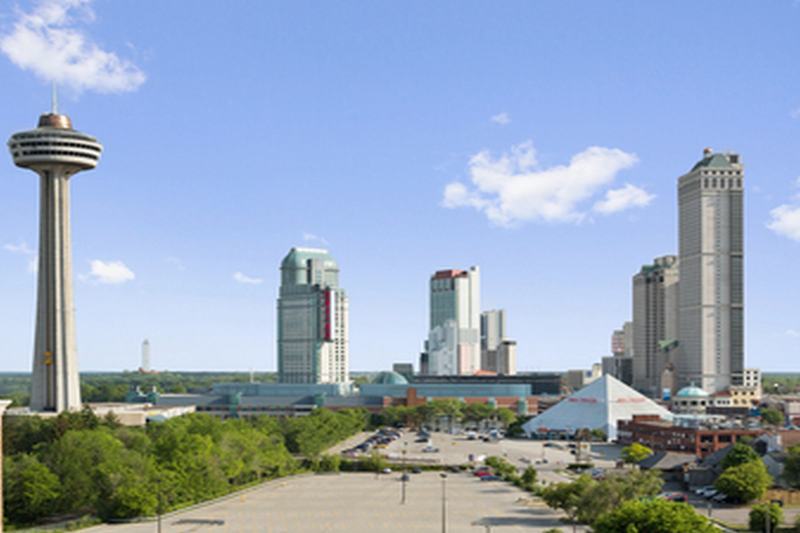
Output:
[
  {"xmin": 632, "ymin": 255, "xmax": 679, "ymax": 397},
  {"xmin": 7, "ymin": 109, "xmax": 102, "ymax": 412},
  {"xmin": 677, "ymin": 149, "xmax": 744, "ymax": 393}
]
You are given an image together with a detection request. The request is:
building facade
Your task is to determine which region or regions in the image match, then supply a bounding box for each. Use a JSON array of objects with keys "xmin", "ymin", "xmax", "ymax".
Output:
[
  {"xmin": 427, "ymin": 267, "xmax": 480, "ymax": 375},
  {"xmin": 480, "ymin": 309, "xmax": 506, "ymax": 371},
  {"xmin": 677, "ymin": 149, "xmax": 744, "ymax": 393},
  {"xmin": 277, "ymin": 248, "xmax": 349, "ymax": 384},
  {"xmin": 632, "ymin": 255, "xmax": 679, "ymax": 398},
  {"xmin": 617, "ymin": 415, "xmax": 761, "ymax": 458}
]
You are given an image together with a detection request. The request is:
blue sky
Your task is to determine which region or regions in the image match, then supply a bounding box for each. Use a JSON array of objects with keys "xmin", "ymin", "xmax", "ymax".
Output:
[{"xmin": 1, "ymin": 1, "xmax": 800, "ymax": 372}]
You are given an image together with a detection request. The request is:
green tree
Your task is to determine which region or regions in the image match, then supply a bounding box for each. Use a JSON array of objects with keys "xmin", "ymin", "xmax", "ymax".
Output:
[
  {"xmin": 749, "ymin": 502, "xmax": 783, "ymax": 533},
  {"xmin": 714, "ymin": 459, "xmax": 772, "ymax": 503},
  {"xmin": 593, "ymin": 499, "xmax": 716, "ymax": 533},
  {"xmin": 761, "ymin": 406, "xmax": 784, "ymax": 427},
  {"xmin": 3, "ymin": 454, "xmax": 61, "ymax": 523},
  {"xmin": 720, "ymin": 442, "xmax": 759, "ymax": 470},
  {"xmin": 621, "ymin": 442, "xmax": 654, "ymax": 464},
  {"xmin": 541, "ymin": 475, "xmax": 596, "ymax": 523},
  {"xmin": 494, "ymin": 407, "xmax": 517, "ymax": 428},
  {"xmin": 783, "ymin": 444, "xmax": 800, "ymax": 488},
  {"xmin": 575, "ymin": 469, "xmax": 663, "ymax": 525},
  {"xmin": 463, "ymin": 403, "xmax": 494, "ymax": 423}
]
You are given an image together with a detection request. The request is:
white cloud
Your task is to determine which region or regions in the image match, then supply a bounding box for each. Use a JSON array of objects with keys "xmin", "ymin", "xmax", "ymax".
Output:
[
  {"xmin": 86, "ymin": 259, "xmax": 135, "ymax": 284},
  {"xmin": 4, "ymin": 241, "xmax": 35, "ymax": 255},
  {"xmin": 786, "ymin": 329, "xmax": 800, "ymax": 338},
  {"xmin": 490, "ymin": 112, "xmax": 511, "ymax": 125},
  {"xmin": 593, "ymin": 183, "xmax": 655, "ymax": 215},
  {"xmin": 233, "ymin": 272, "xmax": 263, "ymax": 285},
  {"xmin": 302, "ymin": 232, "xmax": 329, "ymax": 245},
  {"xmin": 442, "ymin": 140, "xmax": 640, "ymax": 226},
  {"xmin": 4, "ymin": 241, "xmax": 37, "ymax": 272},
  {"xmin": 0, "ymin": 0, "xmax": 145, "ymax": 94},
  {"xmin": 768, "ymin": 204, "xmax": 800, "ymax": 241}
]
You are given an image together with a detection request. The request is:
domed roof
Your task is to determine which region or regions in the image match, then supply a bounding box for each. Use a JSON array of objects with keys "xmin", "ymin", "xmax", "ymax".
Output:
[
  {"xmin": 372, "ymin": 371, "xmax": 408, "ymax": 385},
  {"xmin": 675, "ymin": 385, "xmax": 710, "ymax": 399}
]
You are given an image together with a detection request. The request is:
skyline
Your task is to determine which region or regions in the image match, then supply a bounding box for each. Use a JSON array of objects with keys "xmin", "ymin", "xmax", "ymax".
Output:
[{"xmin": 2, "ymin": 1, "xmax": 800, "ymax": 372}]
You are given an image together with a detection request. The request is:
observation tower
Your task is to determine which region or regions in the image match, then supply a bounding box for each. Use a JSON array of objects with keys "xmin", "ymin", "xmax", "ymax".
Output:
[{"xmin": 7, "ymin": 100, "xmax": 103, "ymax": 412}]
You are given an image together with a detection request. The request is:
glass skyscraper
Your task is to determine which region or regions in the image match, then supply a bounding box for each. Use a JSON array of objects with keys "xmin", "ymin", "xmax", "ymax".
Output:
[{"xmin": 277, "ymin": 248, "xmax": 349, "ymax": 384}]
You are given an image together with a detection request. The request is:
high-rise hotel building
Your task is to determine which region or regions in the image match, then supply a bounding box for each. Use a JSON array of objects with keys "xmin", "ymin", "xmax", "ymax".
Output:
[
  {"xmin": 277, "ymin": 248, "xmax": 349, "ymax": 384},
  {"xmin": 426, "ymin": 267, "xmax": 480, "ymax": 375},
  {"xmin": 677, "ymin": 149, "xmax": 744, "ymax": 393},
  {"xmin": 632, "ymin": 255, "xmax": 679, "ymax": 397}
]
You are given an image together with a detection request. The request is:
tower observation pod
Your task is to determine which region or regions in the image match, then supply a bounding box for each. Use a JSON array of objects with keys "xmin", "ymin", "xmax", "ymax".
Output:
[{"xmin": 7, "ymin": 111, "xmax": 103, "ymax": 412}]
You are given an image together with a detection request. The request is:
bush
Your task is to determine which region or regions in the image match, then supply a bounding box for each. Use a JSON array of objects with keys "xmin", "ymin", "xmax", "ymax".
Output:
[
  {"xmin": 316, "ymin": 454, "xmax": 341, "ymax": 472},
  {"xmin": 749, "ymin": 502, "xmax": 783, "ymax": 533},
  {"xmin": 714, "ymin": 459, "xmax": 772, "ymax": 503}
]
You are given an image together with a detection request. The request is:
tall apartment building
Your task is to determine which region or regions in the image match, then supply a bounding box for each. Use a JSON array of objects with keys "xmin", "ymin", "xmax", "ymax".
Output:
[
  {"xmin": 677, "ymin": 149, "xmax": 744, "ymax": 393},
  {"xmin": 481, "ymin": 309, "xmax": 506, "ymax": 371},
  {"xmin": 427, "ymin": 267, "xmax": 480, "ymax": 375},
  {"xmin": 632, "ymin": 255, "xmax": 679, "ymax": 398},
  {"xmin": 277, "ymin": 248, "xmax": 349, "ymax": 384}
]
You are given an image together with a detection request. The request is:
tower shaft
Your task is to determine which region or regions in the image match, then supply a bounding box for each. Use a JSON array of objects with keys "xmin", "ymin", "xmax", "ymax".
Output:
[{"xmin": 30, "ymin": 170, "xmax": 80, "ymax": 412}]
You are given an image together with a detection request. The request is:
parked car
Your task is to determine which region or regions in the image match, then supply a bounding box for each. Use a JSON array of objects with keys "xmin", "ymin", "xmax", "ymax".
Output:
[
  {"xmin": 411, "ymin": 467, "xmax": 422, "ymax": 474},
  {"xmin": 381, "ymin": 468, "xmax": 393, "ymax": 474},
  {"xmin": 415, "ymin": 436, "xmax": 429, "ymax": 443},
  {"xmin": 480, "ymin": 475, "xmax": 501, "ymax": 481},
  {"xmin": 399, "ymin": 473, "xmax": 410, "ymax": 481},
  {"xmin": 711, "ymin": 493, "xmax": 727, "ymax": 503},
  {"xmin": 666, "ymin": 492, "xmax": 688, "ymax": 503},
  {"xmin": 702, "ymin": 489, "xmax": 719, "ymax": 499},
  {"xmin": 422, "ymin": 445, "xmax": 440, "ymax": 453}
]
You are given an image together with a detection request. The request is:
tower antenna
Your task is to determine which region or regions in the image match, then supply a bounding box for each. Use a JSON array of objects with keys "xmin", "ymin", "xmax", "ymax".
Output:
[{"xmin": 51, "ymin": 82, "xmax": 58, "ymax": 115}]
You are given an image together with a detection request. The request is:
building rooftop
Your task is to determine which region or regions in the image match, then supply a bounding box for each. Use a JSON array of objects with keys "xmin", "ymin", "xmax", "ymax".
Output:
[{"xmin": 690, "ymin": 150, "xmax": 741, "ymax": 172}]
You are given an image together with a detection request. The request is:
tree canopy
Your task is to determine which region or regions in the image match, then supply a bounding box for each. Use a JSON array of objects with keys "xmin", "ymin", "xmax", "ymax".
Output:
[
  {"xmin": 621, "ymin": 442, "xmax": 654, "ymax": 464},
  {"xmin": 2, "ymin": 407, "xmax": 365, "ymax": 527},
  {"xmin": 720, "ymin": 442, "xmax": 760, "ymax": 470},
  {"xmin": 714, "ymin": 459, "xmax": 772, "ymax": 503},
  {"xmin": 593, "ymin": 499, "xmax": 716, "ymax": 533}
]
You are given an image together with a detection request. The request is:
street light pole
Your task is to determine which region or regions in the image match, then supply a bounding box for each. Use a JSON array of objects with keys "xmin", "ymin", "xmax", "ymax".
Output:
[
  {"xmin": 0, "ymin": 400, "xmax": 12, "ymax": 533},
  {"xmin": 402, "ymin": 442, "xmax": 408, "ymax": 505},
  {"xmin": 440, "ymin": 472, "xmax": 448, "ymax": 533}
]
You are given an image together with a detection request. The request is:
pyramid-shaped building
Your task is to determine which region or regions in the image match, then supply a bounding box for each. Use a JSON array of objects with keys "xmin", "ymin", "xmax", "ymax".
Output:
[{"xmin": 522, "ymin": 374, "xmax": 673, "ymax": 441}]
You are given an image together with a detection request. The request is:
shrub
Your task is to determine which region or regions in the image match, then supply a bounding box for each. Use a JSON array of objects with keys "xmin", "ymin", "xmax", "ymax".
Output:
[{"xmin": 748, "ymin": 502, "xmax": 783, "ymax": 533}]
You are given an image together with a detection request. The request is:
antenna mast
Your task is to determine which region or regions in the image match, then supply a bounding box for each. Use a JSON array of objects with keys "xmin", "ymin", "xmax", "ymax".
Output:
[{"xmin": 51, "ymin": 82, "xmax": 59, "ymax": 115}]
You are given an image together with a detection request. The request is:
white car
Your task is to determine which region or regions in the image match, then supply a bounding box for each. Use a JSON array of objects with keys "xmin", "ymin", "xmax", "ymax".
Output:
[{"xmin": 422, "ymin": 445, "xmax": 440, "ymax": 453}]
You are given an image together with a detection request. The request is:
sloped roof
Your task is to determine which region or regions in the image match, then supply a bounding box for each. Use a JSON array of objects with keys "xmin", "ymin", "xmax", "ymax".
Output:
[
  {"xmin": 522, "ymin": 374, "xmax": 673, "ymax": 440},
  {"xmin": 639, "ymin": 451, "xmax": 696, "ymax": 471}
]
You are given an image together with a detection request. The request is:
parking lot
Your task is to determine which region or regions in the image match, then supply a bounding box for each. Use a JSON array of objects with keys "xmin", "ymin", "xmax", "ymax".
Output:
[
  {"xmin": 87, "ymin": 471, "xmax": 586, "ymax": 532},
  {"xmin": 374, "ymin": 429, "xmax": 623, "ymax": 485}
]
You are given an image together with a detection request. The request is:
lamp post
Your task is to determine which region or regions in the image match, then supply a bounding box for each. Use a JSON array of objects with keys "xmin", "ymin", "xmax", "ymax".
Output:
[
  {"xmin": 0, "ymin": 400, "xmax": 12, "ymax": 533},
  {"xmin": 440, "ymin": 472, "xmax": 448, "ymax": 533},
  {"xmin": 401, "ymin": 442, "xmax": 408, "ymax": 504}
]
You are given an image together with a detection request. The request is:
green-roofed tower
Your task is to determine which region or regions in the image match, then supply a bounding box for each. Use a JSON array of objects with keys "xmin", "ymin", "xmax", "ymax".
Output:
[
  {"xmin": 277, "ymin": 247, "xmax": 349, "ymax": 384},
  {"xmin": 677, "ymin": 148, "xmax": 744, "ymax": 393}
]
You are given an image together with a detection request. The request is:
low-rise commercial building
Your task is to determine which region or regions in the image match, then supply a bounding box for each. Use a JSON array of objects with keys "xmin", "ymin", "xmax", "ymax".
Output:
[{"xmin": 617, "ymin": 414, "xmax": 762, "ymax": 457}]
